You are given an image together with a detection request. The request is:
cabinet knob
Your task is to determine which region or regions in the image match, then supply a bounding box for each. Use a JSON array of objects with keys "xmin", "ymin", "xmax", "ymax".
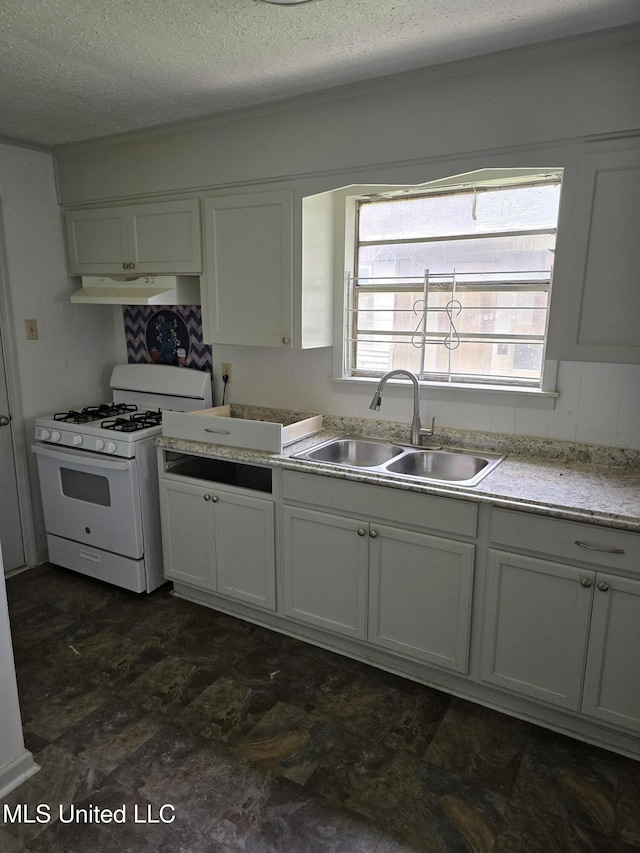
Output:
[
  {"xmin": 282, "ymin": 336, "xmax": 290, "ymax": 345},
  {"xmin": 597, "ymin": 581, "xmax": 610, "ymax": 592},
  {"xmin": 203, "ymin": 494, "xmax": 211, "ymax": 501},
  {"xmin": 122, "ymin": 262, "xmax": 136, "ymax": 270},
  {"xmin": 580, "ymin": 577, "xmax": 592, "ymax": 588},
  {"xmin": 357, "ymin": 528, "xmax": 366, "ymax": 537},
  {"xmin": 369, "ymin": 529, "xmax": 378, "ymax": 539},
  {"xmin": 211, "ymin": 495, "xmax": 219, "ymax": 503}
]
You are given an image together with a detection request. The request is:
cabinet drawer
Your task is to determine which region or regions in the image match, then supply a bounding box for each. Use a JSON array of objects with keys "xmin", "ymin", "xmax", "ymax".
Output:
[
  {"xmin": 163, "ymin": 409, "xmax": 322, "ymax": 453},
  {"xmin": 282, "ymin": 470, "xmax": 477, "ymax": 538},
  {"xmin": 491, "ymin": 509, "xmax": 640, "ymax": 573}
]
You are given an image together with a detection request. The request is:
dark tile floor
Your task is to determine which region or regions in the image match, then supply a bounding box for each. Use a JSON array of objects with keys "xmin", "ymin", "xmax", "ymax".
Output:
[{"xmin": 2, "ymin": 563, "xmax": 640, "ymax": 852}]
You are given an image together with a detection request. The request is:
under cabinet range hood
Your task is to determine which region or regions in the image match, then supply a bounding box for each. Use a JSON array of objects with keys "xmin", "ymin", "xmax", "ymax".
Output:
[{"xmin": 70, "ymin": 275, "xmax": 200, "ymax": 305}]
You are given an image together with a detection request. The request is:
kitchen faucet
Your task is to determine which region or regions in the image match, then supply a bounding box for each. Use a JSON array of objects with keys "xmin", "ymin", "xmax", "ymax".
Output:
[{"xmin": 368, "ymin": 369, "xmax": 434, "ymax": 446}]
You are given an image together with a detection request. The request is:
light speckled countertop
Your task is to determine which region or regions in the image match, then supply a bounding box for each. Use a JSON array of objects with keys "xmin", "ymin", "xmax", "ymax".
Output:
[{"xmin": 157, "ymin": 410, "xmax": 640, "ymax": 533}]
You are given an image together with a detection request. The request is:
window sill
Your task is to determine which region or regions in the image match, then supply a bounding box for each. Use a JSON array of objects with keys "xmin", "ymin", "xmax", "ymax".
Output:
[{"xmin": 331, "ymin": 375, "xmax": 559, "ymax": 409}]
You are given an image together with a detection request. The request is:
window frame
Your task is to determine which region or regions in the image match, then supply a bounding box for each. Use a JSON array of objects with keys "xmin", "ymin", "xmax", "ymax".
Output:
[
  {"xmin": 345, "ymin": 175, "xmax": 561, "ymax": 390},
  {"xmin": 332, "ymin": 170, "xmax": 563, "ymax": 404}
]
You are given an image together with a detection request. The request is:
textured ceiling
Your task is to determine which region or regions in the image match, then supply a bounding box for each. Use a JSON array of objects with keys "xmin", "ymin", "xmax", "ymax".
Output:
[{"xmin": 1, "ymin": 0, "xmax": 639, "ymax": 147}]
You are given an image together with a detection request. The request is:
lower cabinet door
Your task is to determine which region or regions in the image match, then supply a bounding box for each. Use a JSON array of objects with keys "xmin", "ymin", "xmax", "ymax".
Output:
[
  {"xmin": 159, "ymin": 480, "xmax": 216, "ymax": 590},
  {"xmin": 368, "ymin": 525, "xmax": 474, "ymax": 673},
  {"xmin": 214, "ymin": 492, "xmax": 276, "ymax": 611},
  {"xmin": 282, "ymin": 506, "xmax": 369, "ymax": 639},
  {"xmin": 582, "ymin": 573, "xmax": 640, "ymax": 732},
  {"xmin": 481, "ymin": 550, "xmax": 594, "ymax": 710}
]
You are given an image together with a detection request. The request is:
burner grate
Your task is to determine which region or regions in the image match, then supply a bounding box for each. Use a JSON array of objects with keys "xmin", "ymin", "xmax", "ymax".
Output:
[
  {"xmin": 101, "ymin": 410, "xmax": 163, "ymax": 432},
  {"xmin": 54, "ymin": 403, "xmax": 137, "ymax": 424}
]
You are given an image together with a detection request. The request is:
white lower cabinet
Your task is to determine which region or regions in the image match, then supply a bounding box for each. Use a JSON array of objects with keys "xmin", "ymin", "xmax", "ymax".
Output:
[
  {"xmin": 369, "ymin": 526, "xmax": 474, "ymax": 673},
  {"xmin": 160, "ymin": 474, "xmax": 276, "ymax": 611},
  {"xmin": 160, "ymin": 479, "xmax": 216, "ymax": 590},
  {"xmin": 582, "ymin": 572, "xmax": 640, "ymax": 732},
  {"xmin": 481, "ymin": 551, "xmax": 594, "ymax": 710},
  {"xmin": 282, "ymin": 506, "xmax": 369, "ymax": 639},
  {"xmin": 482, "ymin": 549, "xmax": 640, "ymax": 732},
  {"xmin": 282, "ymin": 504, "xmax": 474, "ymax": 673}
]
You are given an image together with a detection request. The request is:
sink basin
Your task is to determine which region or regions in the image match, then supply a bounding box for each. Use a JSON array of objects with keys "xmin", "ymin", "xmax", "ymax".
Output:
[
  {"xmin": 292, "ymin": 434, "xmax": 504, "ymax": 486},
  {"xmin": 305, "ymin": 438, "xmax": 403, "ymax": 467},
  {"xmin": 387, "ymin": 449, "xmax": 489, "ymax": 481}
]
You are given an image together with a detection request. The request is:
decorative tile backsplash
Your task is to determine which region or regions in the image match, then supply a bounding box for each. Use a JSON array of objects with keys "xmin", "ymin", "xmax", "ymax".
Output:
[{"xmin": 123, "ymin": 306, "xmax": 212, "ymax": 374}]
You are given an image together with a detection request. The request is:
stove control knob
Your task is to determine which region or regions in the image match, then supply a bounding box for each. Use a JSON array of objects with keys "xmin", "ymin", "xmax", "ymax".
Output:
[
  {"xmin": 106, "ymin": 441, "xmax": 118, "ymax": 454},
  {"xmin": 95, "ymin": 438, "xmax": 105, "ymax": 451},
  {"xmin": 40, "ymin": 428, "xmax": 50, "ymax": 440},
  {"xmin": 72, "ymin": 435, "xmax": 83, "ymax": 446},
  {"xmin": 51, "ymin": 431, "xmax": 61, "ymax": 442}
]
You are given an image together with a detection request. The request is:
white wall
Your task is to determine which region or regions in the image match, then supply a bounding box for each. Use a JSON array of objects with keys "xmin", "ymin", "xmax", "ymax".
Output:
[
  {"xmin": 0, "ymin": 143, "xmax": 118, "ymax": 560},
  {"xmin": 212, "ymin": 345, "xmax": 640, "ymax": 450},
  {"xmin": 55, "ymin": 30, "xmax": 640, "ymax": 204}
]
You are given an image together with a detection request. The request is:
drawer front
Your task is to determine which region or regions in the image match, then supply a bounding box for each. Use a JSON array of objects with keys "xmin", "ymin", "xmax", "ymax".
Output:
[
  {"xmin": 163, "ymin": 410, "xmax": 283, "ymax": 451},
  {"xmin": 162, "ymin": 411, "xmax": 322, "ymax": 453},
  {"xmin": 491, "ymin": 509, "xmax": 640, "ymax": 573},
  {"xmin": 282, "ymin": 470, "xmax": 477, "ymax": 538}
]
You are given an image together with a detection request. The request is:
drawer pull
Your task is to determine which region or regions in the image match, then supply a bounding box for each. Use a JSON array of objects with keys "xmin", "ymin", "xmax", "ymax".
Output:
[
  {"xmin": 204, "ymin": 428, "xmax": 231, "ymax": 435},
  {"xmin": 575, "ymin": 540, "xmax": 626, "ymax": 555},
  {"xmin": 80, "ymin": 550, "xmax": 101, "ymax": 563}
]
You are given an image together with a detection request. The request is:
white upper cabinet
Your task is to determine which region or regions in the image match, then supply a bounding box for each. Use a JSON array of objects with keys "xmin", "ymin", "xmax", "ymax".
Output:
[
  {"xmin": 201, "ymin": 188, "xmax": 333, "ymax": 348},
  {"xmin": 203, "ymin": 190, "xmax": 293, "ymax": 347},
  {"xmin": 549, "ymin": 141, "xmax": 640, "ymax": 363},
  {"xmin": 64, "ymin": 199, "xmax": 202, "ymax": 275}
]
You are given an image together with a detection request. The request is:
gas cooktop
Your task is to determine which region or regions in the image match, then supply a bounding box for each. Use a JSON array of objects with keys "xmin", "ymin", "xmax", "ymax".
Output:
[{"xmin": 35, "ymin": 364, "xmax": 212, "ymax": 458}]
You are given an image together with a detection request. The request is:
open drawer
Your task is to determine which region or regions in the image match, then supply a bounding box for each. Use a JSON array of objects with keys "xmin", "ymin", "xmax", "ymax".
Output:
[{"xmin": 162, "ymin": 405, "xmax": 322, "ymax": 452}]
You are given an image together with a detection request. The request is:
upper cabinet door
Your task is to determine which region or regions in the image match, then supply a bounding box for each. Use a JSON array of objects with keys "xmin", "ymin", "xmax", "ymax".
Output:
[
  {"xmin": 549, "ymin": 143, "xmax": 640, "ymax": 363},
  {"xmin": 202, "ymin": 190, "xmax": 294, "ymax": 347},
  {"xmin": 65, "ymin": 199, "xmax": 202, "ymax": 275},
  {"xmin": 65, "ymin": 207, "xmax": 129, "ymax": 274}
]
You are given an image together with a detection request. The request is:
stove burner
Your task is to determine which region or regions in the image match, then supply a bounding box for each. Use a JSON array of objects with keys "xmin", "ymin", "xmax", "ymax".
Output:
[
  {"xmin": 54, "ymin": 403, "xmax": 137, "ymax": 424},
  {"xmin": 101, "ymin": 410, "xmax": 163, "ymax": 432}
]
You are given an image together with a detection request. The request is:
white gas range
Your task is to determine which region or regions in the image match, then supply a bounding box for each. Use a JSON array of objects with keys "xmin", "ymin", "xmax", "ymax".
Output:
[{"xmin": 33, "ymin": 364, "xmax": 212, "ymax": 593}]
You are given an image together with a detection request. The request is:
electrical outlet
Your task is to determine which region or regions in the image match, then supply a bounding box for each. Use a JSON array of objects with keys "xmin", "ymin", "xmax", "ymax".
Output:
[
  {"xmin": 221, "ymin": 362, "xmax": 232, "ymax": 383},
  {"xmin": 25, "ymin": 319, "xmax": 39, "ymax": 340}
]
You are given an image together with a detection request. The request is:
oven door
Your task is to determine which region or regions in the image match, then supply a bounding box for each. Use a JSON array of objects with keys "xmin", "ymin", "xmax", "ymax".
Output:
[{"xmin": 33, "ymin": 443, "xmax": 144, "ymax": 559}]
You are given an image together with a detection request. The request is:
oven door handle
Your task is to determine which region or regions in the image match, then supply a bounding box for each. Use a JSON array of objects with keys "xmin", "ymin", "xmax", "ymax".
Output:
[{"xmin": 32, "ymin": 444, "xmax": 134, "ymax": 471}]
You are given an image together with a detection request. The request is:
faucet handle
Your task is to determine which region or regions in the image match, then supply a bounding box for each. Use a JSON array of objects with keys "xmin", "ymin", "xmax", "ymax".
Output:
[{"xmin": 418, "ymin": 416, "xmax": 436, "ymax": 443}]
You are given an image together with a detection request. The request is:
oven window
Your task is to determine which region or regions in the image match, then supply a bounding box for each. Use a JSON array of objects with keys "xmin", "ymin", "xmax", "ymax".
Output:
[{"xmin": 60, "ymin": 468, "xmax": 111, "ymax": 506}]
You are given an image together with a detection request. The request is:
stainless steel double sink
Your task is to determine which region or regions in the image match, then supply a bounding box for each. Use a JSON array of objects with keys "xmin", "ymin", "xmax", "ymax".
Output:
[{"xmin": 291, "ymin": 434, "xmax": 504, "ymax": 487}]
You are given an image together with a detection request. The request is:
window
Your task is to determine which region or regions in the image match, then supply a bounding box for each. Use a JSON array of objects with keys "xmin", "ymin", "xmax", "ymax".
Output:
[{"xmin": 345, "ymin": 172, "xmax": 562, "ymax": 388}]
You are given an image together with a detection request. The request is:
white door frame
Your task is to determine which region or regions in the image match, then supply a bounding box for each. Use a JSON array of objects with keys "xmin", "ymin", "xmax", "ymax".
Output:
[{"xmin": 0, "ymin": 203, "xmax": 37, "ymax": 568}]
